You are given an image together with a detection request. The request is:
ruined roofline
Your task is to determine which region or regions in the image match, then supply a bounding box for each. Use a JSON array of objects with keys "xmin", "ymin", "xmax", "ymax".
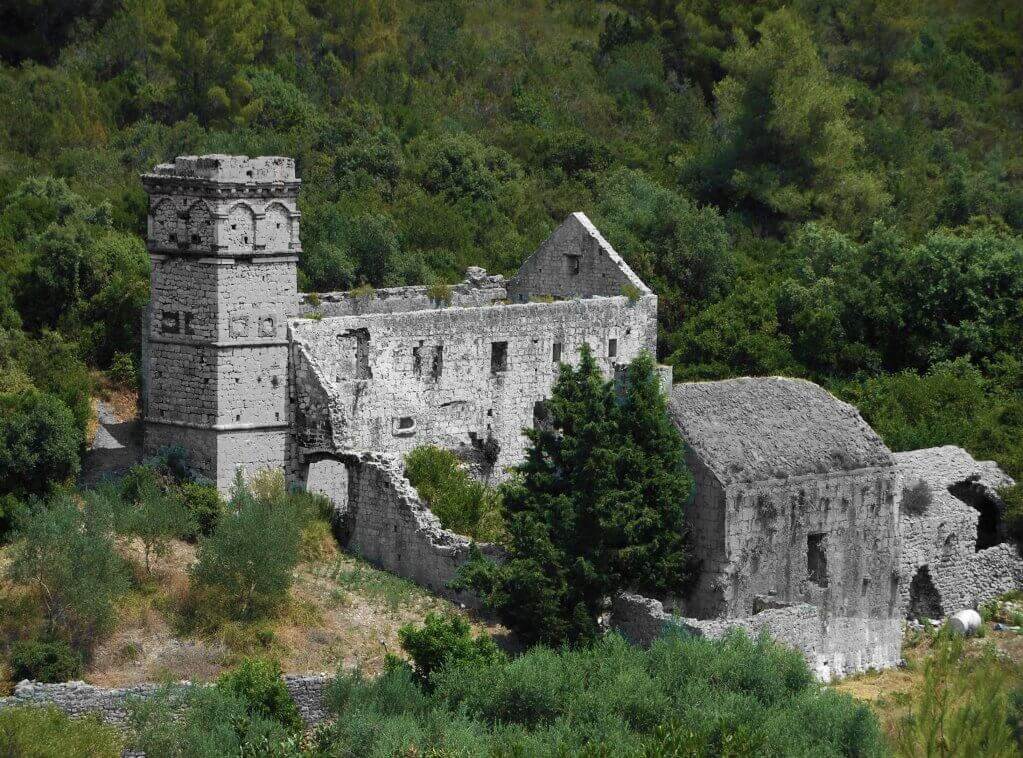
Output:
[
  {"xmin": 142, "ymin": 154, "xmax": 298, "ymax": 184},
  {"xmin": 670, "ymin": 376, "xmax": 896, "ymax": 486},
  {"xmin": 566, "ymin": 211, "xmax": 652, "ymax": 295}
]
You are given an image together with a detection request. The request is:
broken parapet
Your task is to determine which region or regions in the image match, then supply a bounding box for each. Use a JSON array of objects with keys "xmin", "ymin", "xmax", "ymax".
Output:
[
  {"xmin": 0, "ymin": 674, "xmax": 333, "ymax": 727},
  {"xmin": 306, "ymin": 452, "xmax": 503, "ymax": 608},
  {"xmin": 611, "ymin": 593, "xmax": 902, "ymax": 682}
]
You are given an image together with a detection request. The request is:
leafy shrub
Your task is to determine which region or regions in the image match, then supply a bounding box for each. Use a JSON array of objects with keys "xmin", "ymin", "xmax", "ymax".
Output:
[
  {"xmin": 118, "ymin": 470, "xmax": 195, "ymax": 574},
  {"xmin": 317, "ymin": 630, "xmax": 884, "ymax": 756},
  {"xmin": 6, "ymin": 493, "xmax": 129, "ymax": 654},
  {"xmin": 129, "ymin": 682, "xmax": 294, "ymax": 757},
  {"xmin": 8, "ymin": 639, "xmax": 83, "ymax": 683},
  {"xmin": 178, "ymin": 482, "xmax": 224, "ymax": 540},
  {"xmin": 901, "ymin": 480, "xmax": 933, "ymax": 516},
  {"xmin": 425, "ymin": 281, "xmax": 453, "ymax": 305},
  {"xmin": 0, "ymin": 705, "xmax": 123, "ymax": 757},
  {"xmin": 398, "ymin": 613, "xmax": 504, "ymax": 686},
  {"xmin": 0, "ymin": 389, "xmax": 81, "ymax": 499},
  {"xmin": 189, "ymin": 472, "xmax": 305, "ymax": 622},
  {"xmin": 404, "ymin": 446, "xmax": 504, "ymax": 542},
  {"xmin": 216, "ymin": 658, "xmax": 303, "ymax": 732},
  {"xmin": 894, "ymin": 632, "xmax": 1021, "ymax": 756},
  {"xmin": 107, "ymin": 351, "xmax": 137, "ymax": 389}
]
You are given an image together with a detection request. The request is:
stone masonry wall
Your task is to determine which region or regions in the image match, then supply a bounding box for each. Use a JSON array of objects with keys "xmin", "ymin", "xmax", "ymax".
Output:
[
  {"xmin": 313, "ymin": 452, "xmax": 503, "ymax": 606},
  {"xmin": 612, "ymin": 593, "xmax": 902, "ymax": 682},
  {"xmin": 290, "ymin": 294, "xmax": 658, "ymax": 478},
  {"xmin": 0, "ymin": 674, "xmax": 332, "ymax": 728},
  {"xmin": 895, "ymin": 446, "xmax": 1023, "ymax": 616},
  {"xmin": 685, "ymin": 466, "xmax": 901, "ymax": 621}
]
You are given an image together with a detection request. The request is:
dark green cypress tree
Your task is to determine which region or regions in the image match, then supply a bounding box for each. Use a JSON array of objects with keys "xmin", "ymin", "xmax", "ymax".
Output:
[{"xmin": 458, "ymin": 346, "xmax": 693, "ymax": 647}]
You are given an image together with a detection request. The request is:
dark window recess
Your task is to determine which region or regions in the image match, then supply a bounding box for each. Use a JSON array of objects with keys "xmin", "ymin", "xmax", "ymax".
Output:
[
  {"xmin": 168, "ymin": 233, "xmax": 177, "ymax": 244},
  {"xmin": 908, "ymin": 566, "xmax": 944, "ymax": 620},
  {"xmin": 355, "ymin": 330, "xmax": 371, "ymax": 379},
  {"xmin": 948, "ymin": 480, "xmax": 1003, "ymax": 551},
  {"xmin": 183, "ymin": 311, "xmax": 195, "ymax": 335},
  {"xmin": 191, "ymin": 233, "xmax": 200, "ymax": 244},
  {"xmin": 431, "ymin": 345, "xmax": 443, "ymax": 380},
  {"xmin": 552, "ymin": 342, "xmax": 562, "ymax": 362},
  {"xmin": 160, "ymin": 310, "xmax": 180, "ymax": 334},
  {"xmin": 807, "ymin": 533, "xmax": 828, "ymax": 587},
  {"xmin": 243, "ymin": 235, "xmax": 249, "ymax": 244},
  {"xmin": 491, "ymin": 341, "xmax": 508, "ymax": 374},
  {"xmin": 412, "ymin": 345, "xmax": 423, "ymax": 377},
  {"xmin": 565, "ymin": 254, "xmax": 581, "ymax": 276},
  {"xmin": 608, "ymin": 338, "xmax": 617, "ymax": 358},
  {"xmin": 396, "ymin": 416, "xmax": 414, "ymax": 430}
]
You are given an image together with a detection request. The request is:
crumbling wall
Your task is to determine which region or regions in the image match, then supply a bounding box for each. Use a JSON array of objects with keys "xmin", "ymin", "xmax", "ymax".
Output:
[
  {"xmin": 302, "ymin": 267, "xmax": 507, "ymax": 317},
  {"xmin": 895, "ymin": 446, "xmax": 1022, "ymax": 616},
  {"xmin": 309, "ymin": 452, "xmax": 503, "ymax": 606},
  {"xmin": 0, "ymin": 675, "xmax": 332, "ymax": 727},
  {"xmin": 686, "ymin": 466, "xmax": 901, "ymax": 621},
  {"xmin": 506, "ymin": 212, "xmax": 651, "ymax": 302},
  {"xmin": 290, "ymin": 294, "xmax": 657, "ymax": 477},
  {"xmin": 612, "ymin": 593, "xmax": 902, "ymax": 682}
]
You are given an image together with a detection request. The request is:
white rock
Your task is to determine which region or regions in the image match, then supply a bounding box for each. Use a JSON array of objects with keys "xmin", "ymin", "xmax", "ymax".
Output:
[{"xmin": 947, "ymin": 609, "xmax": 982, "ymax": 636}]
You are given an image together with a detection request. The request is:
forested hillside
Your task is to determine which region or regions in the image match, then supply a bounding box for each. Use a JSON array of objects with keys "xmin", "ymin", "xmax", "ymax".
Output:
[{"xmin": 1, "ymin": 0, "xmax": 1022, "ymax": 505}]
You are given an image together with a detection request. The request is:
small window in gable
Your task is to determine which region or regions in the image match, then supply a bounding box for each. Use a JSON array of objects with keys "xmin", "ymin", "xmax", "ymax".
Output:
[{"xmin": 565, "ymin": 254, "xmax": 581, "ymax": 276}]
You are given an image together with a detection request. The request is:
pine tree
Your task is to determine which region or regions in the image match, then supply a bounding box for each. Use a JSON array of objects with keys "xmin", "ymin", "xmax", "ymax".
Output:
[{"xmin": 458, "ymin": 346, "xmax": 693, "ymax": 647}]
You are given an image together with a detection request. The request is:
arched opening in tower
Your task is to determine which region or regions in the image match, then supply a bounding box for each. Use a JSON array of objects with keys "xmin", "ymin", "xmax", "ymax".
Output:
[
  {"xmin": 908, "ymin": 565, "xmax": 944, "ymax": 620},
  {"xmin": 948, "ymin": 480, "xmax": 1003, "ymax": 551}
]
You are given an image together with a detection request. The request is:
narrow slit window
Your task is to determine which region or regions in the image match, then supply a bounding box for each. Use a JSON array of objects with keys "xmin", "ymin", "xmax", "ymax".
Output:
[
  {"xmin": 608, "ymin": 338, "xmax": 617, "ymax": 358},
  {"xmin": 552, "ymin": 342, "xmax": 562, "ymax": 362},
  {"xmin": 491, "ymin": 341, "xmax": 508, "ymax": 374},
  {"xmin": 431, "ymin": 345, "xmax": 443, "ymax": 380},
  {"xmin": 412, "ymin": 345, "xmax": 422, "ymax": 377},
  {"xmin": 807, "ymin": 533, "xmax": 828, "ymax": 587}
]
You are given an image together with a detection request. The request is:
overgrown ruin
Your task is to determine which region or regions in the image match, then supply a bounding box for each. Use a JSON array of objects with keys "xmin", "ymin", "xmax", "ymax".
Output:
[{"xmin": 140, "ymin": 155, "xmax": 1022, "ymax": 679}]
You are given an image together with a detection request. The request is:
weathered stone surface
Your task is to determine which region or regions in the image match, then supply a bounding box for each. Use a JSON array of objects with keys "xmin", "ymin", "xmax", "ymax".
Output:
[{"xmin": 612, "ymin": 593, "xmax": 902, "ymax": 682}]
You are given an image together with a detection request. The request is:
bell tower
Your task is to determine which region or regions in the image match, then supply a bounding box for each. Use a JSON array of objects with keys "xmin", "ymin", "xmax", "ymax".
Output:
[{"xmin": 141, "ymin": 155, "xmax": 301, "ymax": 490}]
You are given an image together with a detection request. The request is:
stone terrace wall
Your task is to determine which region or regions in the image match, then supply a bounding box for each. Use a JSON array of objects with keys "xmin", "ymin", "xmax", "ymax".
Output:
[
  {"xmin": 612, "ymin": 593, "xmax": 902, "ymax": 682},
  {"xmin": 0, "ymin": 674, "xmax": 332, "ymax": 727},
  {"xmin": 318, "ymin": 452, "xmax": 503, "ymax": 607}
]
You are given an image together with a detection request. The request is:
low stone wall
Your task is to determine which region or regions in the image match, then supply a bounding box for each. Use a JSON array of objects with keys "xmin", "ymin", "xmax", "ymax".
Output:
[
  {"xmin": 611, "ymin": 593, "xmax": 902, "ymax": 682},
  {"xmin": 327, "ymin": 451, "xmax": 503, "ymax": 608},
  {"xmin": 0, "ymin": 674, "xmax": 333, "ymax": 727}
]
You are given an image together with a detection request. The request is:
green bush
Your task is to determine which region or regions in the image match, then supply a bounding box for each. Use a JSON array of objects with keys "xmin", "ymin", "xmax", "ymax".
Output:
[
  {"xmin": 118, "ymin": 470, "xmax": 195, "ymax": 575},
  {"xmin": 398, "ymin": 613, "xmax": 504, "ymax": 686},
  {"xmin": 0, "ymin": 705, "xmax": 123, "ymax": 758},
  {"xmin": 404, "ymin": 446, "xmax": 504, "ymax": 542},
  {"xmin": 1002, "ymin": 484, "xmax": 1023, "ymax": 544},
  {"xmin": 0, "ymin": 389, "xmax": 81, "ymax": 499},
  {"xmin": 8, "ymin": 639, "xmax": 83, "ymax": 683},
  {"xmin": 189, "ymin": 472, "xmax": 305, "ymax": 622},
  {"xmin": 316, "ymin": 630, "xmax": 884, "ymax": 756},
  {"xmin": 216, "ymin": 658, "xmax": 303, "ymax": 732},
  {"xmin": 107, "ymin": 351, "xmax": 137, "ymax": 389},
  {"xmin": 178, "ymin": 482, "xmax": 224, "ymax": 540},
  {"xmin": 6, "ymin": 492, "xmax": 129, "ymax": 655}
]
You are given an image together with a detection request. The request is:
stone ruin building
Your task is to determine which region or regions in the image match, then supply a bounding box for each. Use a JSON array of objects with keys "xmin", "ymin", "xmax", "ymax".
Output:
[{"xmin": 140, "ymin": 155, "xmax": 1022, "ymax": 679}]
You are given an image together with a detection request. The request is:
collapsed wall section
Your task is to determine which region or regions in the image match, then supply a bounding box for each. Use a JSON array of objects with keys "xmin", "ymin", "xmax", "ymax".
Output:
[
  {"xmin": 290, "ymin": 294, "xmax": 658, "ymax": 477},
  {"xmin": 302, "ymin": 452, "xmax": 503, "ymax": 608},
  {"xmin": 612, "ymin": 593, "xmax": 902, "ymax": 682},
  {"xmin": 896, "ymin": 446, "xmax": 1022, "ymax": 616}
]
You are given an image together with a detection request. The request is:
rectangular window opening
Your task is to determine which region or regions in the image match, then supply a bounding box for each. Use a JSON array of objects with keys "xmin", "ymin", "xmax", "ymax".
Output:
[
  {"xmin": 807, "ymin": 533, "xmax": 828, "ymax": 587},
  {"xmin": 491, "ymin": 341, "xmax": 508, "ymax": 374},
  {"xmin": 431, "ymin": 345, "xmax": 443, "ymax": 380},
  {"xmin": 565, "ymin": 254, "xmax": 581, "ymax": 276},
  {"xmin": 412, "ymin": 346, "xmax": 422, "ymax": 378},
  {"xmin": 608, "ymin": 338, "xmax": 617, "ymax": 358},
  {"xmin": 160, "ymin": 310, "xmax": 180, "ymax": 335},
  {"xmin": 552, "ymin": 342, "xmax": 562, "ymax": 362}
]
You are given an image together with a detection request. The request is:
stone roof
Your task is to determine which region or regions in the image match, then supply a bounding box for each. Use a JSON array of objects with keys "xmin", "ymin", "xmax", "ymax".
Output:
[{"xmin": 669, "ymin": 377, "xmax": 895, "ymax": 485}]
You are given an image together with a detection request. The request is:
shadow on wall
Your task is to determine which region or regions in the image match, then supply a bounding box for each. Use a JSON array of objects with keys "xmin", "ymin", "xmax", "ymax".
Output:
[
  {"xmin": 948, "ymin": 480, "xmax": 1004, "ymax": 551},
  {"xmin": 908, "ymin": 566, "xmax": 944, "ymax": 620}
]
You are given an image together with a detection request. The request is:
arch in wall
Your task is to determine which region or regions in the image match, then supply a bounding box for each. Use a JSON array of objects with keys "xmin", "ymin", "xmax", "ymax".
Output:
[
  {"xmin": 225, "ymin": 202, "xmax": 256, "ymax": 251},
  {"xmin": 186, "ymin": 200, "xmax": 214, "ymax": 251},
  {"xmin": 908, "ymin": 565, "xmax": 944, "ymax": 620},
  {"xmin": 151, "ymin": 197, "xmax": 179, "ymax": 247},
  {"xmin": 262, "ymin": 201, "xmax": 292, "ymax": 251}
]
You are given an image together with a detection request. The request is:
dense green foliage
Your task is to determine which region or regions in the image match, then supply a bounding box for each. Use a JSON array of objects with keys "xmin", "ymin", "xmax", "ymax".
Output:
[
  {"xmin": 7, "ymin": 639, "xmax": 83, "ymax": 684},
  {"xmin": 189, "ymin": 471, "xmax": 307, "ymax": 622},
  {"xmin": 397, "ymin": 612, "xmax": 504, "ymax": 686},
  {"xmin": 312, "ymin": 630, "xmax": 884, "ymax": 757},
  {"xmin": 216, "ymin": 657, "xmax": 304, "ymax": 733},
  {"xmin": 0, "ymin": 0, "xmax": 1020, "ymax": 495},
  {"xmin": 0, "ymin": 706, "xmax": 123, "ymax": 758},
  {"xmin": 404, "ymin": 445, "xmax": 504, "ymax": 542},
  {"xmin": 0, "ymin": 391, "xmax": 81, "ymax": 505},
  {"xmin": 459, "ymin": 349, "xmax": 692, "ymax": 647}
]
